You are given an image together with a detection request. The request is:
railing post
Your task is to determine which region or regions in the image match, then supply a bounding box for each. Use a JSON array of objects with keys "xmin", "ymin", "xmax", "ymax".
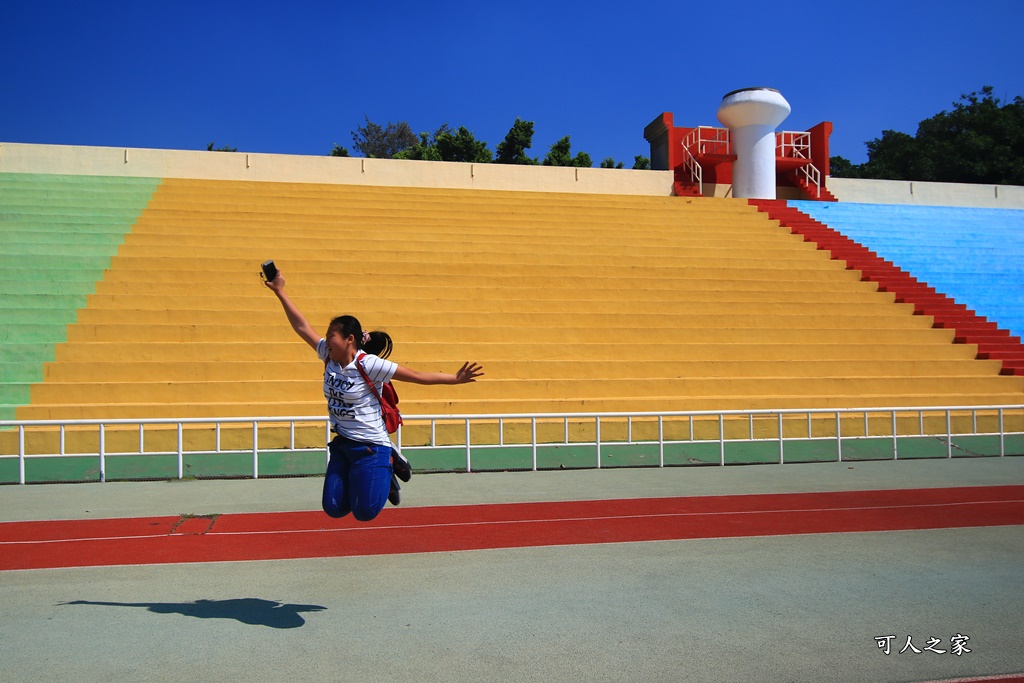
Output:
[
  {"xmin": 719, "ymin": 415, "xmax": 725, "ymax": 466},
  {"xmin": 892, "ymin": 411, "xmax": 899, "ymax": 460},
  {"xmin": 98, "ymin": 424, "xmax": 106, "ymax": 483},
  {"xmin": 658, "ymin": 416, "xmax": 665, "ymax": 467},
  {"xmin": 531, "ymin": 418, "xmax": 538, "ymax": 471},
  {"xmin": 465, "ymin": 419, "xmax": 472, "ymax": 473},
  {"xmin": 18, "ymin": 425, "xmax": 26, "ymax": 485},
  {"xmin": 252, "ymin": 421, "xmax": 260, "ymax": 479},
  {"xmin": 177, "ymin": 422, "xmax": 184, "ymax": 479},
  {"xmin": 999, "ymin": 409, "xmax": 1005, "ymax": 456},
  {"xmin": 778, "ymin": 412, "xmax": 785, "ymax": 464},
  {"xmin": 836, "ymin": 412, "xmax": 843, "ymax": 462},
  {"xmin": 946, "ymin": 410, "xmax": 953, "ymax": 459}
]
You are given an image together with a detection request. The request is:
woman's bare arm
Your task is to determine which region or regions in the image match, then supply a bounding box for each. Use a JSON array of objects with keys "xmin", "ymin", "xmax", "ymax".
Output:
[
  {"xmin": 264, "ymin": 272, "xmax": 321, "ymax": 350},
  {"xmin": 392, "ymin": 362, "xmax": 484, "ymax": 385}
]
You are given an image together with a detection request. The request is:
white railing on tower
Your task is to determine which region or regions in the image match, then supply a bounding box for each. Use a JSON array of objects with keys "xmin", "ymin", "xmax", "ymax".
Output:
[
  {"xmin": 684, "ymin": 126, "xmax": 731, "ymax": 156},
  {"xmin": 776, "ymin": 131, "xmax": 811, "ymax": 159}
]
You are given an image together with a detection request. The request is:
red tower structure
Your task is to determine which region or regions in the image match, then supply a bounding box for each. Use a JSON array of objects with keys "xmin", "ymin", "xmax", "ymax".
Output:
[{"xmin": 644, "ymin": 113, "xmax": 837, "ymax": 201}]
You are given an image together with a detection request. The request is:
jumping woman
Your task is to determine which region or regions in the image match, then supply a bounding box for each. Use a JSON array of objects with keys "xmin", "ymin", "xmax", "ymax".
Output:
[{"xmin": 264, "ymin": 268, "xmax": 483, "ymax": 521}]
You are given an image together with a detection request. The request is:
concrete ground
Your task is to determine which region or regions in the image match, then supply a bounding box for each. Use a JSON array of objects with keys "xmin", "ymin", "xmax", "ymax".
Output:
[{"xmin": 2, "ymin": 457, "xmax": 1023, "ymax": 683}]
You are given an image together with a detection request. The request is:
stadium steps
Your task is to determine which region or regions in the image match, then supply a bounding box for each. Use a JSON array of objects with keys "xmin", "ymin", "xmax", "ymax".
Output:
[
  {"xmin": 3, "ymin": 177, "xmax": 1023, "ymax": 438},
  {"xmin": 0, "ymin": 173, "xmax": 161, "ymax": 420},
  {"xmin": 753, "ymin": 200, "xmax": 1024, "ymax": 376}
]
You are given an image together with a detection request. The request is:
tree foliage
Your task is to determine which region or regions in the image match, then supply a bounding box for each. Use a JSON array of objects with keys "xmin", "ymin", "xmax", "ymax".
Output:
[
  {"xmin": 351, "ymin": 116, "xmax": 418, "ymax": 158},
  {"xmin": 831, "ymin": 86, "xmax": 1024, "ymax": 184},
  {"xmin": 437, "ymin": 126, "xmax": 493, "ymax": 163},
  {"xmin": 207, "ymin": 142, "xmax": 237, "ymax": 152},
  {"xmin": 395, "ymin": 124, "xmax": 493, "ymax": 163},
  {"xmin": 334, "ymin": 115, "xmax": 651, "ymax": 171},
  {"xmin": 494, "ymin": 117, "xmax": 539, "ymax": 165},
  {"xmin": 543, "ymin": 136, "xmax": 592, "ymax": 168}
]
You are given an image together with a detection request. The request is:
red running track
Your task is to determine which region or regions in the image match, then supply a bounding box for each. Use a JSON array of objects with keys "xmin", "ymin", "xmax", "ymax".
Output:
[{"xmin": 2, "ymin": 486, "xmax": 1023, "ymax": 571}]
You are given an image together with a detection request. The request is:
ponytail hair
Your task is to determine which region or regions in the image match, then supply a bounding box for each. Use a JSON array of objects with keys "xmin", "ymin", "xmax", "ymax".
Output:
[{"xmin": 363, "ymin": 330, "xmax": 393, "ymax": 359}]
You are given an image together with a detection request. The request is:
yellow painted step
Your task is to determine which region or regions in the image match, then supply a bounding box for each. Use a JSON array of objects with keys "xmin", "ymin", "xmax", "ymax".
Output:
[
  {"xmin": 77, "ymin": 297, "xmax": 921, "ymax": 319},
  {"xmin": 40, "ymin": 359, "xmax": 1007, "ymax": 384},
  {"xmin": 63, "ymin": 323, "xmax": 959, "ymax": 345},
  {"xmin": 93, "ymin": 281, "xmax": 898, "ymax": 305},
  {"xmin": 15, "ymin": 390, "xmax": 1024, "ymax": 423},
  {"xmin": 103, "ymin": 258, "xmax": 867, "ymax": 283},
  {"xmin": 26, "ymin": 375, "xmax": 1024, "ymax": 406},
  {"xmin": 97, "ymin": 269, "xmax": 884, "ymax": 294},
  {"xmin": 118, "ymin": 235, "xmax": 829, "ymax": 260},
  {"xmin": 52, "ymin": 340, "xmax": 980, "ymax": 364}
]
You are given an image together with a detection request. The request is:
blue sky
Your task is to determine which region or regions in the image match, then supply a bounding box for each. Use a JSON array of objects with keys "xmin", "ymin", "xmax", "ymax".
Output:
[{"xmin": 3, "ymin": 0, "xmax": 1022, "ymax": 166}]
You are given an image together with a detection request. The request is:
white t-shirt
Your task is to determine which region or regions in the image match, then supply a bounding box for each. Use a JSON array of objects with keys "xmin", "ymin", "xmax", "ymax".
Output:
[{"xmin": 317, "ymin": 339, "xmax": 398, "ymax": 447}]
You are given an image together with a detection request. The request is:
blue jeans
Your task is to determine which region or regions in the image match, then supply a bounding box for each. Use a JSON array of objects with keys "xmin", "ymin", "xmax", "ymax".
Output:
[{"xmin": 322, "ymin": 435, "xmax": 394, "ymax": 521}]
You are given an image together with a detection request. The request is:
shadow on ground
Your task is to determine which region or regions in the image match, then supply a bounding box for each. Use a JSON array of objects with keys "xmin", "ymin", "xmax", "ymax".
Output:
[{"xmin": 60, "ymin": 598, "xmax": 326, "ymax": 629}]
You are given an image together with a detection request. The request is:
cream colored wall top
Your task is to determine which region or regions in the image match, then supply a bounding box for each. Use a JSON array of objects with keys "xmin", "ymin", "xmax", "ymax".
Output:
[{"xmin": 0, "ymin": 142, "xmax": 674, "ymax": 197}]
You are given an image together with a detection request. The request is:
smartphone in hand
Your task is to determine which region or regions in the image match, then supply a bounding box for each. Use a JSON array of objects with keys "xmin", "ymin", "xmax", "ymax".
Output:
[{"xmin": 261, "ymin": 260, "xmax": 278, "ymax": 282}]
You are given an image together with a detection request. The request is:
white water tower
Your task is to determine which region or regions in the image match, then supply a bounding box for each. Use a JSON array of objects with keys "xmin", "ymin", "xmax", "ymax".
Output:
[{"xmin": 716, "ymin": 87, "xmax": 791, "ymax": 199}]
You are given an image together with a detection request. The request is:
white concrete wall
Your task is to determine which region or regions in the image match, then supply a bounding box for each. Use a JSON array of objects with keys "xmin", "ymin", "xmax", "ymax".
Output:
[
  {"xmin": 0, "ymin": 142, "xmax": 674, "ymax": 196},
  {"xmin": 5, "ymin": 141, "xmax": 1023, "ymax": 208},
  {"xmin": 827, "ymin": 176, "xmax": 1024, "ymax": 209}
]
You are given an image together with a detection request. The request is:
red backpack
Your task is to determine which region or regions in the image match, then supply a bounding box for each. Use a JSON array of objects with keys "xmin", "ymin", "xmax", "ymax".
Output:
[{"xmin": 355, "ymin": 353, "xmax": 403, "ymax": 433}]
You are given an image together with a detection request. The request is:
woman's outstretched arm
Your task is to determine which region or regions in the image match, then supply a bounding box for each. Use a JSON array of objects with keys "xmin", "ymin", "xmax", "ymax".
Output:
[
  {"xmin": 392, "ymin": 362, "xmax": 484, "ymax": 385},
  {"xmin": 264, "ymin": 271, "xmax": 321, "ymax": 351}
]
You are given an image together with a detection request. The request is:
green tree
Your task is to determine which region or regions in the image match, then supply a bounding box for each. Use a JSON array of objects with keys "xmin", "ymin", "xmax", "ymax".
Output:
[
  {"xmin": 207, "ymin": 142, "xmax": 237, "ymax": 152},
  {"xmin": 394, "ymin": 130, "xmax": 444, "ymax": 161},
  {"xmin": 860, "ymin": 130, "xmax": 919, "ymax": 180},
  {"xmin": 436, "ymin": 126, "xmax": 493, "ymax": 163},
  {"xmin": 543, "ymin": 136, "xmax": 591, "ymax": 168},
  {"xmin": 351, "ymin": 116, "xmax": 418, "ymax": 158},
  {"xmin": 828, "ymin": 155, "xmax": 860, "ymax": 178},
  {"xmin": 330, "ymin": 144, "xmax": 350, "ymax": 157},
  {"xmin": 601, "ymin": 157, "xmax": 624, "ymax": 169},
  {"xmin": 395, "ymin": 124, "xmax": 493, "ymax": 163},
  {"xmin": 495, "ymin": 117, "xmax": 539, "ymax": 165},
  {"xmin": 632, "ymin": 155, "xmax": 651, "ymax": 170},
  {"xmin": 835, "ymin": 87, "xmax": 1024, "ymax": 184},
  {"xmin": 911, "ymin": 86, "xmax": 1024, "ymax": 184}
]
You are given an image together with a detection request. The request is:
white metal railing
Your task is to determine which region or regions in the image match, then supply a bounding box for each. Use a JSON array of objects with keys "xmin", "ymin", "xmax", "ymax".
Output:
[
  {"xmin": 681, "ymin": 146, "xmax": 703, "ymax": 195},
  {"xmin": 684, "ymin": 126, "xmax": 730, "ymax": 156},
  {"xmin": 776, "ymin": 130, "xmax": 821, "ymax": 197},
  {"xmin": 776, "ymin": 131, "xmax": 811, "ymax": 159},
  {"xmin": 2, "ymin": 405, "xmax": 1022, "ymax": 484},
  {"xmin": 797, "ymin": 161, "xmax": 822, "ymax": 198},
  {"xmin": 679, "ymin": 127, "xmax": 731, "ymax": 196}
]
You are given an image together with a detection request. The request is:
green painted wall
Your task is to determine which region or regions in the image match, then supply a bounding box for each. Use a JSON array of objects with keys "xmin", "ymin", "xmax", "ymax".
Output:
[{"xmin": 0, "ymin": 173, "xmax": 161, "ymax": 418}]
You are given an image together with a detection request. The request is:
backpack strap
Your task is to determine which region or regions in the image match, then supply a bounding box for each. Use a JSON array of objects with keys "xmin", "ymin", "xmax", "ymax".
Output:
[{"xmin": 354, "ymin": 352, "xmax": 385, "ymax": 408}]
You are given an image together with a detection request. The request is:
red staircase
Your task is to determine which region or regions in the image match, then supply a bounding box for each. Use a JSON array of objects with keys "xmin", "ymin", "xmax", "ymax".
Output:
[
  {"xmin": 672, "ymin": 169, "xmax": 701, "ymax": 197},
  {"xmin": 751, "ymin": 199, "xmax": 1024, "ymax": 376},
  {"xmin": 791, "ymin": 173, "xmax": 838, "ymax": 202}
]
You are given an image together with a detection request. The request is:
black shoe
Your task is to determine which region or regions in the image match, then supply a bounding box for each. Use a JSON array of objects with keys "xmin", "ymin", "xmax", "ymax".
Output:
[
  {"xmin": 388, "ymin": 474, "xmax": 401, "ymax": 506},
  {"xmin": 391, "ymin": 446, "xmax": 412, "ymax": 483}
]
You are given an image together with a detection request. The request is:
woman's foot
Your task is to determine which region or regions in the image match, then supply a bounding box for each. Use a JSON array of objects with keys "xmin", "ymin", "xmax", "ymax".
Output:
[
  {"xmin": 388, "ymin": 474, "xmax": 402, "ymax": 506},
  {"xmin": 391, "ymin": 447, "xmax": 412, "ymax": 482}
]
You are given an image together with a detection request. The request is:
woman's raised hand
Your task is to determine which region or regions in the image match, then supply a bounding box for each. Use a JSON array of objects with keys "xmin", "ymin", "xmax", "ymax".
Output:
[
  {"xmin": 264, "ymin": 270, "xmax": 285, "ymax": 292},
  {"xmin": 454, "ymin": 362, "xmax": 484, "ymax": 384}
]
